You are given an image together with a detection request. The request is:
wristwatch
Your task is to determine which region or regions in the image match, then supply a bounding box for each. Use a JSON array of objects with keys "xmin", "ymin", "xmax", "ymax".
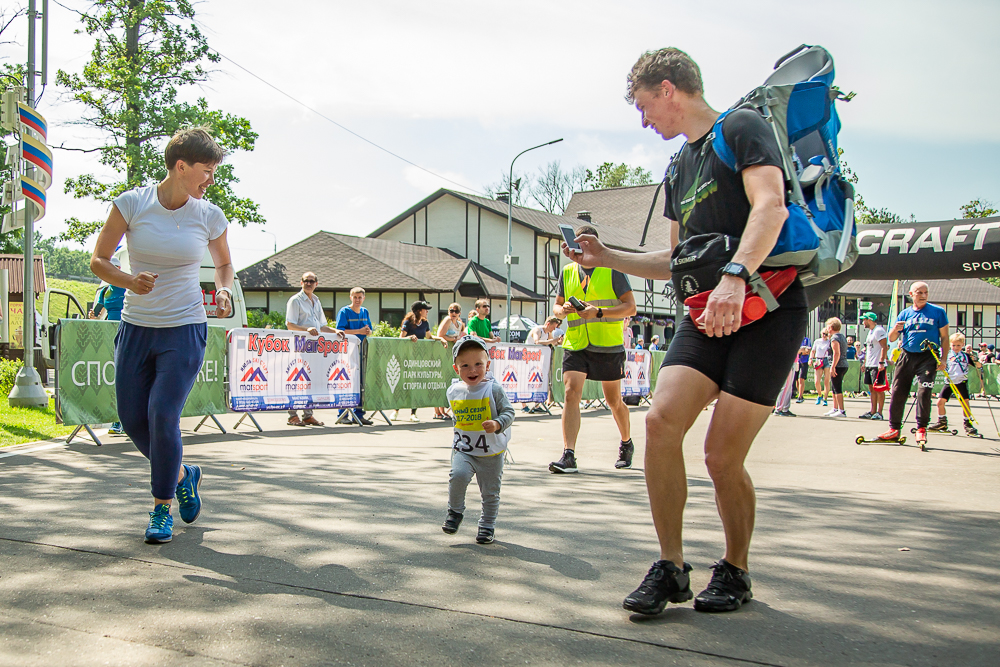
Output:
[
  {"xmin": 597, "ymin": 308, "xmax": 604, "ymax": 319},
  {"xmin": 718, "ymin": 262, "xmax": 751, "ymax": 283}
]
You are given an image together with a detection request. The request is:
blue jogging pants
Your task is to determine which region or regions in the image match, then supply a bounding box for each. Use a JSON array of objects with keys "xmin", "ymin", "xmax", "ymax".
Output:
[{"xmin": 114, "ymin": 322, "xmax": 206, "ymax": 500}]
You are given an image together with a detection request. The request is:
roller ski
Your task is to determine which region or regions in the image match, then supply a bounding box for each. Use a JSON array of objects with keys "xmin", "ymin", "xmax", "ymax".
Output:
[
  {"xmin": 914, "ymin": 426, "xmax": 928, "ymax": 451},
  {"xmin": 923, "ymin": 340, "xmax": 985, "ymax": 440},
  {"xmin": 963, "ymin": 419, "xmax": 983, "ymax": 439},
  {"xmin": 856, "ymin": 428, "xmax": 906, "ymax": 446},
  {"xmin": 924, "ymin": 417, "xmax": 957, "ymax": 436}
]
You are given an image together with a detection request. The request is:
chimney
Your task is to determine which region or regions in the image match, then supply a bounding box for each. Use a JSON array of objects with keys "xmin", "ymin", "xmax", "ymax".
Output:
[
  {"xmin": 576, "ymin": 210, "xmax": 592, "ymax": 222},
  {"xmin": 497, "ymin": 191, "xmax": 510, "ymax": 203}
]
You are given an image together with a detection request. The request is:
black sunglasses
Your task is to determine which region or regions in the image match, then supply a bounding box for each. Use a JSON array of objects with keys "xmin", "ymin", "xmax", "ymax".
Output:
[
  {"xmin": 302, "ymin": 279, "xmax": 317, "ymax": 284},
  {"xmin": 449, "ymin": 308, "xmax": 461, "ymax": 313}
]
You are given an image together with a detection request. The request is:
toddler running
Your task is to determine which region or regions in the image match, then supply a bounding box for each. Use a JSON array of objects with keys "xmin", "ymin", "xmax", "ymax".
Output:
[{"xmin": 442, "ymin": 335, "xmax": 515, "ymax": 544}]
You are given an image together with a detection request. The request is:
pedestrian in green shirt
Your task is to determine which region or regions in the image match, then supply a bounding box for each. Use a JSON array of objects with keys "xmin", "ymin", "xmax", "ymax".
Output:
[{"xmin": 467, "ymin": 299, "xmax": 500, "ymax": 342}]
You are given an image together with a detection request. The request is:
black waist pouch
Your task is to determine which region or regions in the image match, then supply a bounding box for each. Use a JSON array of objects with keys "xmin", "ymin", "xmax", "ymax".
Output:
[{"xmin": 670, "ymin": 233, "xmax": 738, "ymax": 301}]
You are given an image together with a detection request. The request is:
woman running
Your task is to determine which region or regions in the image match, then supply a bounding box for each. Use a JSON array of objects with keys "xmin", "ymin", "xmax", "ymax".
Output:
[{"xmin": 90, "ymin": 127, "xmax": 234, "ymax": 544}]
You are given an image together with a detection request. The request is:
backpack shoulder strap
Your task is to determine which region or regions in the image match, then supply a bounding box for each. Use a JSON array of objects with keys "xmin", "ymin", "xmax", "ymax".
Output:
[{"xmin": 709, "ymin": 110, "xmax": 738, "ymax": 172}]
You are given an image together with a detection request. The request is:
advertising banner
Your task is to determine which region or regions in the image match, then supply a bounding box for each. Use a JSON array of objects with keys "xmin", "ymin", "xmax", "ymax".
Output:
[
  {"xmin": 363, "ymin": 337, "xmax": 456, "ymax": 411},
  {"xmin": 228, "ymin": 328, "xmax": 361, "ymax": 412},
  {"xmin": 486, "ymin": 343, "xmax": 551, "ymax": 403},
  {"xmin": 622, "ymin": 349, "xmax": 652, "ymax": 397},
  {"xmin": 57, "ymin": 319, "xmax": 226, "ymax": 425}
]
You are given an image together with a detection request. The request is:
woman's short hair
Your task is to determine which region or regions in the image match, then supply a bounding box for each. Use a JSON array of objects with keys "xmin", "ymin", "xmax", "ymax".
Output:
[
  {"xmin": 164, "ymin": 127, "xmax": 226, "ymax": 170},
  {"xmin": 825, "ymin": 317, "xmax": 843, "ymax": 332}
]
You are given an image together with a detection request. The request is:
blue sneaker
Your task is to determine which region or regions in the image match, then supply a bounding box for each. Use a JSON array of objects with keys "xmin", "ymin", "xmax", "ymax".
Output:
[
  {"xmin": 109, "ymin": 422, "xmax": 124, "ymax": 435},
  {"xmin": 176, "ymin": 464, "xmax": 202, "ymax": 524},
  {"xmin": 814, "ymin": 396, "xmax": 822, "ymax": 405},
  {"xmin": 145, "ymin": 504, "xmax": 173, "ymax": 544}
]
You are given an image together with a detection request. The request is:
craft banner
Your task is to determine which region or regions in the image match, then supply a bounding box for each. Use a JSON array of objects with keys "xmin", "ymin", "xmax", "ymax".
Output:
[
  {"xmin": 228, "ymin": 328, "xmax": 361, "ymax": 411},
  {"xmin": 57, "ymin": 320, "xmax": 226, "ymax": 425},
  {"xmin": 622, "ymin": 349, "xmax": 653, "ymax": 397},
  {"xmin": 486, "ymin": 343, "xmax": 551, "ymax": 403},
  {"xmin": 362, "ymin": 337, "xmax": 456, "ymax": 411}
]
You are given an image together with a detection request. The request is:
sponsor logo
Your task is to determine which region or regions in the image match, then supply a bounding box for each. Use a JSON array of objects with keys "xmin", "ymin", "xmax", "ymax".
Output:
[
  {"xmin": 284, "ymin": 358, "xmax": 312, "ymax": 391},
  {"xmin": 624, "ymin": 367, "xmax": 633, "ymax": 381},
  {"xmin": 247, "ymin": 333, "xmax": 290, "ymax": 356},
  {"xmin": 386, "ymin": 355, "xmax": 401, "ymax": 393},
  {"xmin": 857, "ymin": 222, "xmax": 1000, "ymax": 256},
  {"xmin": 501, "ymin": 366, "xmax": 518, "ymax": 385},
  {"xmin": 295, "ymin": 335, "xmax": 349, "ymax": 357},
  {"xmin": 637, "ymin": 367, "xmax": 647, "ymax": 382},
  {"xmin": 527, "ymin": 366, "xmax": 544, "ymax": 388},
  {"xmin": 327, "ymin": 361, "xmax": 353, "ymax": 391},
  {"xmin": 238, "ymin": 359, "xmax": 269, "ymax": 392},
  {"xmin": 680, "ymin": 275, "xmax": 699, "ymax": 297}
]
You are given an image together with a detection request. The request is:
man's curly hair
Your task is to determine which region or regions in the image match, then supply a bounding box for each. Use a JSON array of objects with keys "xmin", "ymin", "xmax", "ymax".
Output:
[{"xmin": 625, "ymin": 48, "xmax": 703, "ymax": 104}]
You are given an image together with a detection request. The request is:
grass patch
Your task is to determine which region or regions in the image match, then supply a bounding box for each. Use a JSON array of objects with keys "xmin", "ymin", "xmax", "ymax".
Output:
[
  {"xmin": 0, "ymin": 399, "xmax": 73, "ymax": 447},
  {"xmin": 37, "ymin": 278, "xmax": 101, "ymax": 313}
]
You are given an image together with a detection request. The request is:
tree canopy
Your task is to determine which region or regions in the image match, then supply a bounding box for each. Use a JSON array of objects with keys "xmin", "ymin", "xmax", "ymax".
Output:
[{"xmin": 55, "ymin": 0, "xmax": 262, "ymax": 244}]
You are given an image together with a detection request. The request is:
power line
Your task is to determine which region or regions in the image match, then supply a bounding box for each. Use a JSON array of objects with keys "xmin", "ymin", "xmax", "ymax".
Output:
[{"xmin": 212, "ymin": 49, "xmax": 485, "ymax": 196}]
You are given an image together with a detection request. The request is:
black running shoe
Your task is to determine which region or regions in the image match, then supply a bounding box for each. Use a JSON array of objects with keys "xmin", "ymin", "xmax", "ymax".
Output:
[
  {"xmin": 476, "ymin": 526, "xmax": 495, "ymax": 544},
  {"xmin": 622, "ymin": 560, "xmax": 693, "ymax": 615},
  {"xmin": 549, "ymin": 450, "xmax": 578, "ymax": 474},
  {"xmin": 442, "ymin": 510, "xmax": 463, "ymax": 534},
  {"xmin": 694, "ymin": 559, "xmax": 752, "ymax": 613},
  {"xmin": 615, "ymin": 440, "xmax": 634, "ymax": 469}
]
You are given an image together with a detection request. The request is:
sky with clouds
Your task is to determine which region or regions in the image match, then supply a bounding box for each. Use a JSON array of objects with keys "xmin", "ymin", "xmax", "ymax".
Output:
[{"xmin": 3, "ymin": 0, "xmax": 998, "ymax": 271}]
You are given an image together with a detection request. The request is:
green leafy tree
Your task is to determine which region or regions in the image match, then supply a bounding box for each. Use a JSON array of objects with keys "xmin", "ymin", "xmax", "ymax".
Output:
[
  {"xmin": 960, "ymin": 199, "xmax": 1000, "ymax": 288},
  {"xmin": 34, "ymin": 235, "xmax": 95, "ymax": 280},
  {"xmin": 584, "ymin": 162, "xmax": 653, "ymax": 190},
  {"xmin": 55, "ymin": 0, "xmax": 263, "ymax": 244}
]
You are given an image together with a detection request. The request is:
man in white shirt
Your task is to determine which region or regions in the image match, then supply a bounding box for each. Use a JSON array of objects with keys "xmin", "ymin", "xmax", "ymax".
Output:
[
  {"xmin": 858, "ymin": 312, "xmax": 888, "ymax": 420},
  {"xmin": 528, "ymin": 316, "xmax": 564, "ymax": 347},
  {"xmin": 285, "ymin": 272, "xmax": 344, "ymax": 426}
]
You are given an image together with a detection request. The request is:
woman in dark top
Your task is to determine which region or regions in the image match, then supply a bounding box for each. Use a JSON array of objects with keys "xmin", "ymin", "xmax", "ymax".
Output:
[
  {"xmin": 394, "ymin": 301, "xmax": 446, "ymax": 422},
  {"xmin": 827, "ymin": 317, "xmax": 850, "ymax": 417}
]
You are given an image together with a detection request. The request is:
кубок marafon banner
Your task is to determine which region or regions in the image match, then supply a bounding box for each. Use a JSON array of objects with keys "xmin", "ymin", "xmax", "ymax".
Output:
[{"xmin": 805, "ymin": 216, "xmax": 1000, "ymax": 307}]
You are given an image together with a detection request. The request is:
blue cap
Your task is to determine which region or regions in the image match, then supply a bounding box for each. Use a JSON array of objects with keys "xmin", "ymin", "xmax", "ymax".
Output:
[{"xmin": 801, "ymin": 337, "xmax": 811, "ymax": 347}]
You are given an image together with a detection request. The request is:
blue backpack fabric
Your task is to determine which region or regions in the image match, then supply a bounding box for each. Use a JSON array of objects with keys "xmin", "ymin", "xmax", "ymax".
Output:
[{"xmin": 711, "ymin": 45, "xmax": 857, "ymax": 285}]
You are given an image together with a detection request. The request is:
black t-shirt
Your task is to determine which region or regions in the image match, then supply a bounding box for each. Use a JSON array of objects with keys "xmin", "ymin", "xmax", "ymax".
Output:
[
  {"xmin": 402, "ymin": 319, "xmax": 430, "ymax": 339},
  {"xmin": 664, "ymin": 109, "xmax": 783, "ymax": 239},
  {"xmin": 664, "ymin": 108, "xmax": 805, "ymax": 309},
  {"xmin": 557, "ymin": 266, "xmax": 632, "ymax": 298}
]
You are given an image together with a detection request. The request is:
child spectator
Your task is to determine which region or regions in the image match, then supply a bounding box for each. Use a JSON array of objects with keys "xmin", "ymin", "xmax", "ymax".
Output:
[
  {"xmin": 930, "ymin": 333, "xmax": 980, "ymax": 436},
  {"xmin": 442, "ymin": 336, "xmax": 515, "ymax": 545}
]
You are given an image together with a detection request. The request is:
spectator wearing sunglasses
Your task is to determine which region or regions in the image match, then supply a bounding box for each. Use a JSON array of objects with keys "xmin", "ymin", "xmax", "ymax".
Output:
[{"xmin": 285, "ymin": 272, "xmax": 345, "ymax": 426}]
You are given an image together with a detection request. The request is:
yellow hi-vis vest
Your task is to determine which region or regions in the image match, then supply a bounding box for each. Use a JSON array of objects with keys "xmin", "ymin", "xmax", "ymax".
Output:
[{"xmin": 562, "ymin": 264, "xmax": 624, "ymax": 352}]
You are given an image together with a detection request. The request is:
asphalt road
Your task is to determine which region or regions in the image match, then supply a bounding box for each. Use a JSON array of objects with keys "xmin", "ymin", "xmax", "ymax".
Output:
[{"xmin": 1, "ymin": 395, "xmax": 999, "ymax": 666}]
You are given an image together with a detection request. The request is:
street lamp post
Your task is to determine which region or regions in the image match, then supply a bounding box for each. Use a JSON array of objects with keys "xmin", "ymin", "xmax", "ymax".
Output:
[
  {"xmin": 504, "ymin": 138, "xmax": 562, "ymax": 342},
  {"xmin": 261, "ymin": 229, "xmax": 277, "ymax": 254}
]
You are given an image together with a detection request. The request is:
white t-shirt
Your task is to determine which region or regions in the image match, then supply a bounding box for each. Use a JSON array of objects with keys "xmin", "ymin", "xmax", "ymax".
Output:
[
  {"xmin": 114, "ymin": 185, "xmax": 228, "ymax": 328},
  {"xmin": 864, "ymin": 325, "xmax": 888, "ymax": 368},
  {"xmin": 285, "ymin": 290, "xmax": 327, "ymax": 330},
  {"xmin": 528, "ymin": 325, "xmax": 564, "ymax": 346},
  {"xmin": 812, "ymin": 338, "xmax": 831, "ymax": 362}
]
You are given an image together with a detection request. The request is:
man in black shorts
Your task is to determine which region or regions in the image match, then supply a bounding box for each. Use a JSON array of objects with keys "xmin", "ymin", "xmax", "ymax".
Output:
[
  {"xmin": 551, "ymin": 224, "xmax": 637, "ymax": 474},
  {"xmin": 566, "ymin": 48, "xmax": 806, "ymax": 614}
]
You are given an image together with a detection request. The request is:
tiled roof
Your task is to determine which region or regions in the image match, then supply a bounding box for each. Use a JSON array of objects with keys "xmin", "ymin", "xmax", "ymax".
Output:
[
  {"xmin": 837, "ymin": 279, "xmax": 1000, "ymax": 305},
  {"xmin": 238, "ymin": 232, "xmax": 543, "ymax": 301},
  {"xmin": 563, "ymin": 184, "xmax": 668, "ymax": 249},
  {"xmin": 0, "ymin": 255, "xmax": 46, "ymax": 294}
]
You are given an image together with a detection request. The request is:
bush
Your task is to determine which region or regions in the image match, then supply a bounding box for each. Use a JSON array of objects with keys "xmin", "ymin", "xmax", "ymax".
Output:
[
  {"xmin": 0, "ymin": 358, "xmax": 23, "ymax": 396},
  {"xmin": 371, "ymin": 321, "xmax": 401, "ymax": 338},
  {"xmin": 247, "ymin": 309, "xmax": 287, "ymax": 329}
]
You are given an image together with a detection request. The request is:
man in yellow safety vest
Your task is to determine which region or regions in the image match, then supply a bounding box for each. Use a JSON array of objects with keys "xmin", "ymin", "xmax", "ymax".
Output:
[{"xmin": 550, "ymin": 224, "xmax": 637, "ymax": 474}]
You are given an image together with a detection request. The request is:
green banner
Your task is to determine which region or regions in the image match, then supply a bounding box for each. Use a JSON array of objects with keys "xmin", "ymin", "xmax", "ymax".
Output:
[
  {"xmin": 362, "ymin": 337, "xmax": 456, "ymax": 411},
  {"xmin": 549, "ymin": 347, "xmax": 605, "ymax": 403},
  {"xmin": 804, "ymin": 359, "xmax": 1000, "ymax": 396},
  {"xmin": 56, "ymin": 320, "xmax": 227, "ymax": 425},
  {"xmin": 649, "ymin": 351, "xmax": 666, "ymax": 394}
]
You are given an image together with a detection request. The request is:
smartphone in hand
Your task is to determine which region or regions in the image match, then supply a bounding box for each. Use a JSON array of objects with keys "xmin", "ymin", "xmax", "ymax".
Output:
[
  {"xmin": 567, "ymin": 296, "xmax": 586, "ymax": 310},
  {"xmin": 559, "ymin": 224, "xmax": 582, "ymax": 254}
]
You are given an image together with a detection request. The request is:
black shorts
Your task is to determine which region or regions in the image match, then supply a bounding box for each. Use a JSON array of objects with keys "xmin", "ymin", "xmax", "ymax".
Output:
[
  {"xmin": 940, "ymin": 381, "xmax": 969, "ymax": 402},
  {"xmin": 864, "ymin": 366, "xmax": 886, "ymax": 387},
  {"xmin": 660, "ymin": 300, "xmax": 808, "ymax": 406},
  {"xmin": 831, "ymin": 366, "xmax": 848, "ymax": 394},
  {"xmin": 796, "ymin": 363, "xmax": 810, "ymax": 381},
  {"xmin": 562, "ymin": 348, "xmax": 625, "ymax": 382}
]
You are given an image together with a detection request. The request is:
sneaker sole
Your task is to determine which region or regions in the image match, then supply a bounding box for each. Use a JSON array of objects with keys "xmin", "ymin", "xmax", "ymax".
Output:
[
  {"xmin": 623, "ymin": 589, "xmax": 693, "ymax": 615},
  {"xmin": 549, "ymin": 464, "xmax": 579, "ymax": 473},
  {"xmin": 476, "ymin": 534, "xmax": 495, "ymax": 544},
  {"xmin": 442, "ymin": 526, "xmax": 459, "ymax": 534},
  {"xmin": 144, "ymin": 533, "xmax": 172, "ymax": 544},
  {"xmin": 693, "ymin": 590, "xmax": 752, "ymax": 613},
  {"xmin": 614, "ymin": 462, "xmax": 632, "ymax": 469}
]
